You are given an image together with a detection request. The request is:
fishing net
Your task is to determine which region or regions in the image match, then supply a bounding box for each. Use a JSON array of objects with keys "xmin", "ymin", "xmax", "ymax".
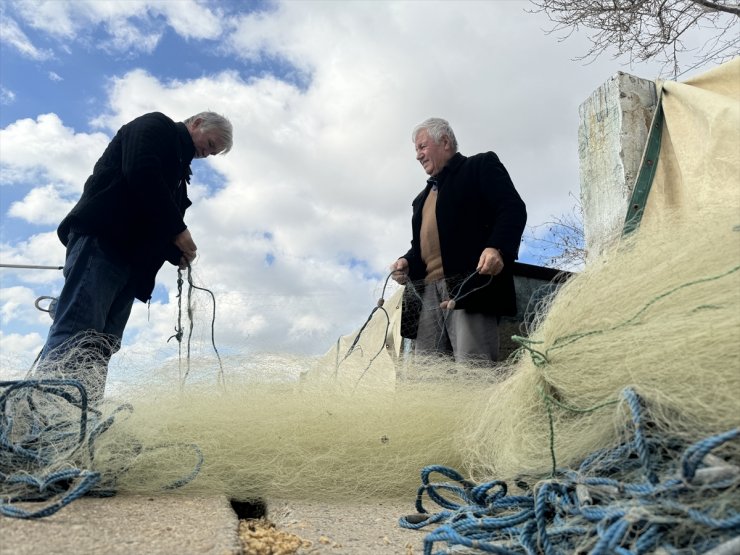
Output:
[
  {"xmin": 462, "ymin": 205, "xmax": 740, "ymax": 482},
  {"xmin": 1, "ymin": 272, "xmax": 508, "ymax": 519}
]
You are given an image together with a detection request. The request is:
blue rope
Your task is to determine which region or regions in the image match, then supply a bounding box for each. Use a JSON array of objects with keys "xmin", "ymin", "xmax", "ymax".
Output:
[
  {"xmin": 400, "ymin": 388, "xmax": 740, "ymax": 554},
  {"xmin": 0, "ymin": 468, "xmax": 101, "ymax": 519},
  {"xmin": 681, "ymin": 428, "xmax": 739, "ymax": 482},
  {"xmin": 0, "ymin": 379, "xmax": 89, "ymax": 467},
  {"xmin": 1, "ymin": 379, "xmax": 203, "ymax": 519}
]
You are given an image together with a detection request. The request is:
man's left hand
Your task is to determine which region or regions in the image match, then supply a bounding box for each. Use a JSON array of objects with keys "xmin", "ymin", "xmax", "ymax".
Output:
[
  {"xmin": 174, "ymin": 229, "xmax": 197, "ymax": 269},
  {"xmin": 477, "ymin": 247, "xmax": 504, "ymax": 276}
]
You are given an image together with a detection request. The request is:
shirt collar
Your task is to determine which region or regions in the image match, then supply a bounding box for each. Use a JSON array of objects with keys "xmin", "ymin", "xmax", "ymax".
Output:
[{"xmin": 427, "ymin": 152, "xmax": 464, "ymax": 190}]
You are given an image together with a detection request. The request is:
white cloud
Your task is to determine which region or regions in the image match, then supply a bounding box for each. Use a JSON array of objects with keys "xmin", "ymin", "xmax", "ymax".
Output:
[
  {"xmin": 0, "ymin": 113, "xmax": 109, "ymax": 190},
  {"xmin": 152, "ymin": 0, "xmax": 225, "ymax": 41},
  {"xmin": 0, "ymin": 285, "xmax": 47, "ymax": 326},
  {"xmin": 0, "ymin": 14, "xmax": 54, "ymax": 60},
  {"xmin": 10, "ymin": 0, "xmax": 225, "ymax": 55},
  {"xmin": 100, "ymin": 18, "xmax": 161, "ymax": 55},
  {"xmin": 0, "ymin": 232, "xmax": 67, "ymax": 285},
  {"xmin": 1, "ymin": 0, "xmax": 686, "ymax": 366},
  {"xmin": 289, "ymin": 313, "xmax": 331, "ymax": 339},
  {"xmin": 0, "ymin": 331, "xmax": 44, "ymax": 379},
  {"xmin": 0, "ymin": 86, "xmax": 15, "ymax": 105},
  {"xmin": 0, "ymin": 287, "xmax": 53, "ymax": 377},
  {"xmin": 10, "ymin": 1, "xmax": 77, "ymax": 39},
  {"xmin": 8, "ymin": 184, "xmax": 76, "ymax": 225},
  {"xmin": 48, "ymin": 71, "xmax": 63, "ymax": 82}
]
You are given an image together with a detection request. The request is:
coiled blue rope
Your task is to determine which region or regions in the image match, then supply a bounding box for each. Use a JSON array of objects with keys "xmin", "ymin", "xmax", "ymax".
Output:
[
  {"xmin": 1, "ymin": 379, "xmax": 203, "ymax": 519},
  {"xmin": 400, "ymin": 388, "xmax": 740, "ymax": 554}
]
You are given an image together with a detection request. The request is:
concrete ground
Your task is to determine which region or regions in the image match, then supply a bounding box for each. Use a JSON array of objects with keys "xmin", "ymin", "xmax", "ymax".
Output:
[
  {"xmin": 0, "ymin": 495, "xmax": 427, "ymax": 555},
  {"xmin": 271, "ymin": 499, "xmax": 421, "ymax": 554}
]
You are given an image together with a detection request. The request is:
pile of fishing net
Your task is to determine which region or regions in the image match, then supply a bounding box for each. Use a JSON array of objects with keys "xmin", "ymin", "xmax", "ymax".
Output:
[
  {"xmin": 2, "ymin": 207, "xmax": 738, "ymax": 554},
  {"xmin": 401, "ymin": 205, "xmax": 740, "ymax": 553},
  {"xmin": 1, "ymin": 322, "xmax": 496, "ymax": 519},
  {"xmin": 1, "ymin": 204, "xmax": 738, "ymax": 555},
  {"xmin": 2, "ymin": 206, "xmax": 738, "ymax": 554}
]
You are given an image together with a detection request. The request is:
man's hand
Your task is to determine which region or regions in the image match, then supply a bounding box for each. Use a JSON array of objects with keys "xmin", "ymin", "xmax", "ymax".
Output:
[
  {"xmin": 390, "ymin": 258, "xmax": 409, "ymax": 284},
  {"xmin": 174, "ymin": 229, "xmax": 197, "ymax": 269},
  {"xmin": 477, "ymin": 247, "xmax": 504, "ymax": 276}
]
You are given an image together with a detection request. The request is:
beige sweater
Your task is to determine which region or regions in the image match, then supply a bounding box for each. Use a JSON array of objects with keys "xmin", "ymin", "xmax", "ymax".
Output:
[{"xmin": 420, "ymin": 189, "xmax": 444, "ymax": 282}]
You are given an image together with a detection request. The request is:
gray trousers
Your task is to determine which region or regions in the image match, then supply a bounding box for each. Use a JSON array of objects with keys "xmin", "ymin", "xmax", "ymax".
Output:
[{"xmin": 414, "ymin": 279, "xmax": 500, "ymax": 364}]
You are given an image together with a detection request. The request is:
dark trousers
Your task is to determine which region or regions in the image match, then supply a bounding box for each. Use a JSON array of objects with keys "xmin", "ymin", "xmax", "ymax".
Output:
[{"xmin": 38, "ymin": 233, "xmax": 136, "ymax": 400}]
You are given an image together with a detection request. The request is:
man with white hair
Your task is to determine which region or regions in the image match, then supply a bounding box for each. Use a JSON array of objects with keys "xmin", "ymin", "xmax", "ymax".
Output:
[
  {"xmin": 37, "ymin": 111, "xmax": 233, "ymax": 400},
  {"xmin": 391, "ymin": 117, "xmax": 526, "ymax": 365}
]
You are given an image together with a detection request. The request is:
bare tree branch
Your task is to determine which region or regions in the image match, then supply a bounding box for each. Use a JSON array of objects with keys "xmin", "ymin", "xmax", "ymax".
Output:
[
  {"xmin": 689, "ymin": 0, "xmax": 740, "ymax": 17},
  {"xmin": 529, "ymin": 0, "xmax": 739, "ymax": 77},
  {"xmin": 525, "ymin": 193, "xmax": 586, "ymax": 272}
]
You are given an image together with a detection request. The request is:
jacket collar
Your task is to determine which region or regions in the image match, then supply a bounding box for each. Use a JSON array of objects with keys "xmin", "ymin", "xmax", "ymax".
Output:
[
  {"xmin": 176, "ymin": 122, "xmax": 196, "ymax": 164},
  {"xmin": 445, "ymin": 152, "xmax": 465, "ymax": 173},
  {"xmin": 428, "ymin": 152, "xmax": 465, "ymax": 190}
]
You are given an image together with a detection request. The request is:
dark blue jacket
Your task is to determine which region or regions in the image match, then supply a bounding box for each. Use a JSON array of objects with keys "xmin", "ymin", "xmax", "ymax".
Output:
[{"xmin": 57, "ymin": 112, "xmax": 194, "ymax": 301}]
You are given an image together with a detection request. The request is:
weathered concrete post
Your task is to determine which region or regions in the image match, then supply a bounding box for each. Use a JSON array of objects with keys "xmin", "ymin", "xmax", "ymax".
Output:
[{"xmin": 578, "ymin": 72, "xmax": 658, "ymax": 262}]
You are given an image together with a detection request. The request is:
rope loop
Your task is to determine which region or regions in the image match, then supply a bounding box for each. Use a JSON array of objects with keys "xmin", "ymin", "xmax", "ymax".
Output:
[{"xmin": 511, "ymin": 335, "xmax": 549, "ymax": 366}]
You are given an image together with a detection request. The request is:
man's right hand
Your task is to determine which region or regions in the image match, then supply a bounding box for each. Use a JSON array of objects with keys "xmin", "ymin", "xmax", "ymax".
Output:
[
  {"xmin": 174, "ymin": 229, "xmax": 197, "ymax": 268},
  {"xmin": 390, "ymin": 258, "xmax": 409, "ymax": 284}
]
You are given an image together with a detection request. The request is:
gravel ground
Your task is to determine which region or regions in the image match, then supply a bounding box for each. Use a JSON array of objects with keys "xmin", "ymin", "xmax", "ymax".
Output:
[{"xmin": 268, "ymin": 499, "xmax": 423, "ymax": 554}]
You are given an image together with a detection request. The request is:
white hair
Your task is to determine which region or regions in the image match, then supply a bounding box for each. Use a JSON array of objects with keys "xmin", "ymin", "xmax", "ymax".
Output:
[
  {"xmin": 412, "ymin": 117, "xmax": 458, "ymax": 152},
  {"xmin": 183, "ymin": 111, "xmax": 233, "ymax": 154}
]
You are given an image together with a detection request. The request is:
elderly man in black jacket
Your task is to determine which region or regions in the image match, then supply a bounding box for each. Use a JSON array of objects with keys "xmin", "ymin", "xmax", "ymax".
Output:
[
  {"xmin": 37, "ymin": 111, "xmax": 233, "ymax": 399},
  {"xmin": 391, "ymin": 117, "xmax": 526, "ymax": 365}
]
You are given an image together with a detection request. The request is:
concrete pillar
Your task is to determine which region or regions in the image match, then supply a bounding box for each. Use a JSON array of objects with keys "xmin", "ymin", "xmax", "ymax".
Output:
[{"xmin": 578, "ymin": 72, "xmax": 658, "ymax": 262}]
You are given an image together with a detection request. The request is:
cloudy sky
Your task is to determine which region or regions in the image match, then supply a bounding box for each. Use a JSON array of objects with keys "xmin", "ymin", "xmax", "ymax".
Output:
[{"xmin": 0, "ymin": 0, "xmax": 722, "ymax": 378}]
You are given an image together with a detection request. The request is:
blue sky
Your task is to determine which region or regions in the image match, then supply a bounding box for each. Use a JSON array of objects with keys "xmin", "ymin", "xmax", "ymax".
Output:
[{"xmin": 0, "ymin": 0, "xmax": 724, "ymax": 378}]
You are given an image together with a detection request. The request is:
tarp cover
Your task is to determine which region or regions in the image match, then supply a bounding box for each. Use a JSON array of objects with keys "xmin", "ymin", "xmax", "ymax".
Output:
[{"xmin": 644, "ymin": 57, "xmax": 740, "ymax": 226}]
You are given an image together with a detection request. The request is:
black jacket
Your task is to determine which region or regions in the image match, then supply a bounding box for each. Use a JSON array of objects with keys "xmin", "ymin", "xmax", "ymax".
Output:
[
  {"xmin": 58, "ymin": 112, "xmax": 195, "ymax": 301},
  {"xmin": 401, "ymin": 151, "xmax": 527, "ymax": 337}
]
